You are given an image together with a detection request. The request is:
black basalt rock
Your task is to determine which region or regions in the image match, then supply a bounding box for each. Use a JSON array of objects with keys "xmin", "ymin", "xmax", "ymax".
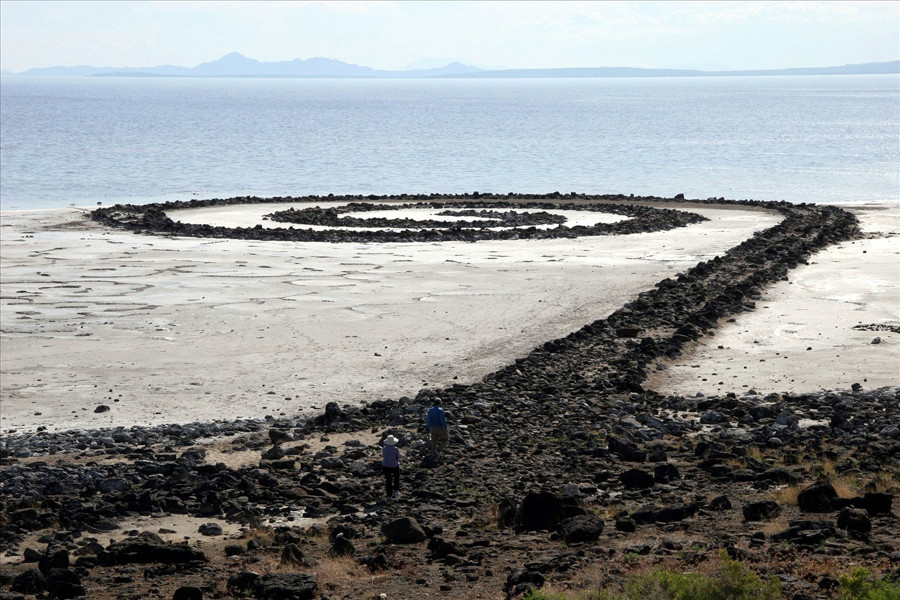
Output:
[
  {"xmin": 556, "ymin": 514, "xmax": 605, "ymax": 544},
  {"xmin": 255, "ymin": 573, "xmax": 318, "ymax": 600},
  {"xmin": 381, "ymin": 516, "xmax": 427, "ymax": 544},
  {"xmin": 608, "ymin": 436, "xmax": 646, "ymax": 462},
  {"xmin": 11, "ymin": 569, "xmax": 46, "ymax": 595},
  {"xmin": 620, "ymin": 468, "xmax": 655, "ymax": 490},
  {"xmin": 797, "ymin": 481, "xmax": 838, "ymax": 513},
  {"xmin": 837, "ymin": 507, "xmax": 872, "ymax": 533},
  {"xmin": 743, "ymin": 501, "xmax": 782, "ymax": 522},
  {"xmin": 519, "ymin": 491, "xmax": 565, "ymax": 531}
]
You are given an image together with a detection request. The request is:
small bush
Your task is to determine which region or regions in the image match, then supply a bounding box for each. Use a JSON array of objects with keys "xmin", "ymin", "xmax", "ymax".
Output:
[
  {"xmin": 540, "ymin": 551, "xmax": 782, "ymax": 600},
  {"xmin": 524, "ymin": 591, "xmax": 569, "ymax": 600},
  {"xmin": 839, "ymin": 568, "xmax": 900, "ymax": 600}
]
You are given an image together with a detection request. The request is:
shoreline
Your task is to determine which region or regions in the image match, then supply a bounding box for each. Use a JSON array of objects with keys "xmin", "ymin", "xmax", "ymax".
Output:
[
  {"xmin": 1, "ymin": 197, "xmax": 897, "ymax": 600},
  {"xmin": 2, "ymin": 198, "xmax": 785, "ymax": 434},
  {"xmin": 1, "ymin": 198, "xmax": 896, "ymax": 438}
]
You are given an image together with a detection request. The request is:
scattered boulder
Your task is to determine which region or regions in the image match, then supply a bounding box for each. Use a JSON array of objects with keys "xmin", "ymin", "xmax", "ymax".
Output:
[
  {"xmin": 172, "ymin": 586, "xmax": 203, "ymax": 600},
  {"xmin": 198, "ymin": 522, "xmax": 223, "ymax": 536},
  {"xmin": 797, "ymin": 481, "xmax": 838, "ymax": 513},
  {"xmin": 519, "ymin": 491, "xmax": 565, "ymax": 530},
  {"xmin": 99, "ymin": 532, "xmax": 208, "ymax": 566},
  {"xmin": 44, "ymin": 568, "xmax": 84, "ymax": 600},
  {"xmin": 837, "ymin": 508, "xmax": 872, "ymax": 533},
  {"xmin": 621, "ymin": 468, "xmax": 655, "ymax": 490},
  {"xmin": 505, "ymin": 569, "xmax": 545, "ymax": 599},
  {"xmin": 556, "ymin": 514, "xmax": 605, "ymax": 544},
  {"xmin": 269, "ymin": 428, "xmax": 293, "ymax": 445},
  {"xmin": 280, "ymin": 543, "xmax": 312, "ymax": 567},
  {"xmin": 329, "ymin": 533, "xmax": 355, "ymax": 557},
  {"xmin": 11, "ymin": 569, "xmax": 45, "ymax": 595},
  {"xmin": 742, "ymin": 501, "xmax": 782, "ymax": 522},
  {"xmin": 38, "ymin": 545, "xmax": 69, "ymax": 574},
  {"xmin": 608, "ymin": 436, "xmax": 647, "ymax": 462},
  {"xmin": 381, "ymin": 517, "xmax": 427, "ymax": 544},
  {"xmin": 615, "ymin": 516, "xmax": 637, "ymax": 532},
  {"xmin": 255, "ymin": 573, "xmax": 318, "ymax": 600},
  {"xmin": 708, "ymin": 495, "xmax": 733, "ymax": 511},
  {"xmin": 227, "ymin": 571, "xmax": 261, "ymax": 597},
  {"xmin": 854, "ymin": 492, "xmax": 894, "ymax": 515},
  {"xmin": 653, "ymin": 463, "xmax": 680, "ymax": 483}
]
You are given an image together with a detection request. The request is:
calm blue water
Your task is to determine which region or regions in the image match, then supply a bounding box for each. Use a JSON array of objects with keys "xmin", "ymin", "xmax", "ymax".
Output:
[{"xmin": 1, "ymin": 75, "xmax": 898, "ymax": 210}]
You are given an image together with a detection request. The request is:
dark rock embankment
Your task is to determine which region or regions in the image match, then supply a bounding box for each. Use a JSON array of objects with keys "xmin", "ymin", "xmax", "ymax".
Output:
[
  {"xmin": 4, "ymin": 197, "xmax": 898, "ymax": 599},
  {"xmin": 89, "ymin": 193, "xmax": 711, "ymax": 243}
]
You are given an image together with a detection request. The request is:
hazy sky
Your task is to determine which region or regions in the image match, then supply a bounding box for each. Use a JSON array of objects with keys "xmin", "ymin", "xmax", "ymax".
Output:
[{"xmin": 1, "ymin": 1, "xmax": 898, "ymax": 73}]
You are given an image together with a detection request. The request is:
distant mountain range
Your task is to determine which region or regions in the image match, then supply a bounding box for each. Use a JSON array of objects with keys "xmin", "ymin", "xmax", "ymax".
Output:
[{"xmin": 2, "ymin": 52, "xmax": 898, "ymax": 79}]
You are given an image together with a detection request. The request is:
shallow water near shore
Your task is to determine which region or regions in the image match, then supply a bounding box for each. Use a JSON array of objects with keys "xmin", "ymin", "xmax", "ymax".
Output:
[{"xmin": 1, "ymin": 74, "xmax": 898, "ymax": 210}]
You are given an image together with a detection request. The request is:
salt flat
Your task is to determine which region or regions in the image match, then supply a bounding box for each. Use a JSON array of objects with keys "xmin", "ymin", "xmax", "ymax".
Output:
[
  {"xmin": 646, "ymin": 203, "xmax": 899, "ymax": 396},
  {"xmin": 1, "ymin": 201, "xmax": 894, "ymax": 434}
]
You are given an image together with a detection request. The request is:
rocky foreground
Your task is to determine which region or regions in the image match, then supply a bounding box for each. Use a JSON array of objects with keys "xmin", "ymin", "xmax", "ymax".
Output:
[{"xmin": 1, "ymin": 198, "xmax": 897, "ymax": 600}]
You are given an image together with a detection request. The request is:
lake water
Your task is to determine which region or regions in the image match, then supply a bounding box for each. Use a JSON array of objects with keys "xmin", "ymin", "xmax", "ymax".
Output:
[{"xmin": 1, "ymin": 75, "xmax": 897, "ymax": 211}]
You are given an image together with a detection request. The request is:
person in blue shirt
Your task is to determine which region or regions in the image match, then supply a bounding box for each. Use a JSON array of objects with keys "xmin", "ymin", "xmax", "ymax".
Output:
[
  {"xmin": 382, "ymin": 435, "xmax": 400, "ymax": 498},
  {"xmin": 425, "ymin": 398, "xmax": 449, "ymax": 458}
]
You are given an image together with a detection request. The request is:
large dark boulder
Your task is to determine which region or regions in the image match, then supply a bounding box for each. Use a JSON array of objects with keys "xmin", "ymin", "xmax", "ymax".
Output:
[
  {"xmin": 556, "ymin": 514, "xmax": 605, "ymax": 544},
  {"xmin": 280, "ymin": 543, "xmax": 311, "ymax": 566},
  {"xmin": 653, "ymin": 463, "xmax": 680, "ymax": 483},
  {"xmin": 324, "ymin": 402, "xmax": 344, "ymax": 422},
  {"xmin": 11, "ymin": 569, "xmax": 45, "ymax": 595},
  {"xmin": 497, "ymin": 496, "xmax": 518, "ymax": 528},
  {"xmin": 505, "ymin": 569, "xmax": 545, "ymax": 599},
  {"xmin": 519, "ymin": 491, "xmax": 565, "ymax": 531},
  {"xmin": 653, "ymin": 503, "xmax": 699, "ymax": 523},
  {"xmin": 742, "ymin": 500, "xmax": 782, "ymax": 521},
  {"xmin": 381, "ymin": 516, "xmax": 427, "ymax": 544},
  {"xmin": 797, "ymin": 481, "xmax": 838, "ymax": 513},
  {"xmin": 255, "ymin": 573, "xmax": 318, "ymax": 600},
  {"xmin": 427, "ymin": 537, "xmax": 465, "ymax": 560},
  {"xmin": 854, "ymin": 492, "xmax": 893, "ymax": 515},
  {"xmin": 227, "ymin": 571, "xmax": 261, "ymax": 597},
  {"xmin": 708, "ymin": 495, "xmax": 733, "ymax": 511},
  {"xmin": 38, "ymin": 545, "xmax": 69, "ymax": 574},
  {"xmin": 44, "ymin": 568, "xmax": 84, "ymax": 600},
  {"xmin": 837, "ymin": 508, "xmax": 872, "ymax": 533},
  {"xmin": 621, "ymin": 468, "xmax": 655, "ymax": 490},
  {"xmin": 269, "ymin": 428, "xmax": 293, "ymax": 445},
  {"xmin": 771, "ymin": 520, "xmax": 835, "ymax": 545},
  {"xmin": 173, "ymin": 586, "xmax": 204, "ymax": 600},
  {"xmin": 758, "ymin": 467, "xmax": 797, "ymax": 485},
  {"xmin": 608, "ymin": 436, "xmax": 647, "ymax": 462},
  {"xmin": 329, "ymin": 534, "xmax": 355, "ymax": 557},
  {"xmin": 99, "ymin": 531, "xmax": 208, "ymax": 566}
]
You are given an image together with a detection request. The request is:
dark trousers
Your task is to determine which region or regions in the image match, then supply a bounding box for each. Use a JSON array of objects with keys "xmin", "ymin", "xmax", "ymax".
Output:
[{"xmin": 383, "ymin": 466, "xmax": 400, "ymax": 496}]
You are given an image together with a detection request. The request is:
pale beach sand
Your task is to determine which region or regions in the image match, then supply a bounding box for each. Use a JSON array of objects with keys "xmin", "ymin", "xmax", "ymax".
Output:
[
  {"xmin": 646, "ymin": 203, "xmax": 899, "ymax": 396},
  {"xmin": 1, "ymin": 201, "xmax": 896, "ymax": 434}
]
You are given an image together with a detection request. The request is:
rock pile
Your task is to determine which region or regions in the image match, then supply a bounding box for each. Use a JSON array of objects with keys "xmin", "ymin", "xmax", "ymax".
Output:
[{"xmin": 90, "ymin": 193, "xmax": 709, "ymax": 243}]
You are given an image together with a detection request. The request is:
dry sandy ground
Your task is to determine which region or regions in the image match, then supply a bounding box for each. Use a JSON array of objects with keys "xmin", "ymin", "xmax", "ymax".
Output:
[
  {"xmin": 646, "ymin": 203, "xmax": 899, "ymax": 396},
  {"xmin": 1, "ymin": 201, "xmax": 896, "ymax": 435}
]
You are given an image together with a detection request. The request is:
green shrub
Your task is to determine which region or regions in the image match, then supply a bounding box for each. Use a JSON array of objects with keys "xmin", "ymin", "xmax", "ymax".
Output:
[
  {"xmin": 620, "ymin": 553, "xmax": 781, "ymax": 600},
  {"xmin": 523, "ymin": 591, "xmax": 569, "ymax": 600},
  {"xmin": 528, "ymin": 551, "xmax": 782, "ymax": 600},
  {"xmin": 839, "ymin": 568, "xmax": 900, "ymax": 600}
]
